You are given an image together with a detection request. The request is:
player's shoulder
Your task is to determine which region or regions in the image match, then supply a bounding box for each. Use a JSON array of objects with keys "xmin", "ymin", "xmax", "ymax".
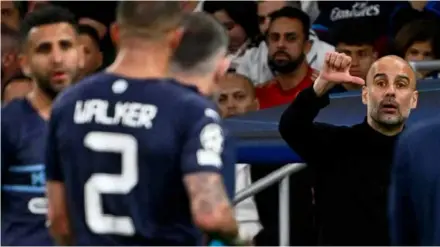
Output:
[
  {"xmin": 2, "ymin": 98, "xmax": 32, "ymax": 121},
  {"xmin": 400, "ymin": 116, "xmax": 440, "ymax": 146},
  {"xmin": 176, "ymin": 84, "xmax": 217, "ymax": 110},
  {"xmin": 168, "ymin": 79, "xmax": 221, "ymax": 122}
]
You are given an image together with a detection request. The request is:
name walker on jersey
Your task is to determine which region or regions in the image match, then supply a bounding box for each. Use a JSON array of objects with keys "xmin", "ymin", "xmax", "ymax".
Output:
[{"xmin": 74, "ymin": 99, "xmax": 158, "ymax": 128}]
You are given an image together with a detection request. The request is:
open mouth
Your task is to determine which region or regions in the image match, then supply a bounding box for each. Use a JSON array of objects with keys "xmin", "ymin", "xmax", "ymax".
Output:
[
  {"xmin": 51, "ymin": 71, "xmax": 67, "ymax": 81},
  {"xmin": 381, "ymin": 103, "xmax": 398, "ymax": 113}
]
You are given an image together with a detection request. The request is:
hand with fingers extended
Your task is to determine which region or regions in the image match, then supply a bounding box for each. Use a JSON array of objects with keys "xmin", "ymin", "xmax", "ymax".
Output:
[{"xmin": 313, "ymin": 52, "xmax": 365, "ymax": 97}]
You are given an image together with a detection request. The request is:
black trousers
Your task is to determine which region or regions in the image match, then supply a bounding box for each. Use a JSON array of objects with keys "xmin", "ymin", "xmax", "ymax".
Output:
[{"xmin": 250, "ymin": 165, "xmax": 317, "ymax": 246}]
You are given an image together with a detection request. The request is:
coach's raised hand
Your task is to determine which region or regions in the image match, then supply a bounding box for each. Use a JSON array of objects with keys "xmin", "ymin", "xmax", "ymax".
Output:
[{"xmin": 313, "ymin": 52, "xmax": 365, "ymax": 97}]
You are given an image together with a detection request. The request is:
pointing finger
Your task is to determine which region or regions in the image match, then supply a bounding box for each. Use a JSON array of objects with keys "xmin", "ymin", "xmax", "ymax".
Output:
[{"xmin": 349, "ymin": 76, "xmax": 365, "ymax": 85}]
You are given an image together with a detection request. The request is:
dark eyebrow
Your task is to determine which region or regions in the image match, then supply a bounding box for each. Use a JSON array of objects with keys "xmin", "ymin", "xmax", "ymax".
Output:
[
  {"xmin": 285, "ymin": 32, "xmax": 297, "ymax": 36},
  {"xmin": 396, "ymin": 75, "xmax": 410, "ymax": 83},
  {"xmin": 373, "ymin": 73, "xmax": 387, "ymax": 80}
]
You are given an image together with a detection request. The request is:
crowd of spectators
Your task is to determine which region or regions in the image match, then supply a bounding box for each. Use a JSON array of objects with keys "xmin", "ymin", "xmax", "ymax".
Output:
[{"xmin": 1, "ymin": 0, "xmax": 440, "ymax": 245}]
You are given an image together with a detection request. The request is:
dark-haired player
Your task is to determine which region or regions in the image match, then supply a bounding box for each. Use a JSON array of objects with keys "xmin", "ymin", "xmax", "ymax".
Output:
[
  {"xmin": 45, "ymin": 3, "xmax": 245, "ymax": 246},
  {"xmin": 1, "ymin": 5, "xmax": 82, "ymax": 245}
]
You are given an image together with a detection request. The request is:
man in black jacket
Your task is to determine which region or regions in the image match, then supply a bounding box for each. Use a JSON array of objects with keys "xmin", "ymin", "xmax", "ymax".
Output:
[{"xmin": 279, "ymin": 52, "xmax": 418, "ymax": 245}]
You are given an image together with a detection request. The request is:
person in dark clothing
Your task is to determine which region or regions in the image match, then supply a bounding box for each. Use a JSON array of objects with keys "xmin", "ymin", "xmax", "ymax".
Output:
[
  {"xmin": 389, "ymin": 116, "xmax": 440, "ymax": 246},
  {"xmin": 279, "ymin": 52, "xmax": 419, "ymax": 245}
]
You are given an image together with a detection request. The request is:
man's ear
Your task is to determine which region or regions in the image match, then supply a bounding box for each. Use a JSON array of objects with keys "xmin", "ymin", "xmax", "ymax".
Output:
[
  {"xmin": 304, "ymin": 39, "xmax": 312, "ymax": 55},
  {"xmin": 251, "ymin": 98, "xmax": 260, "ymax": 111},
  {"xmin": 169, "ymin": 27, "xmax": 185, "ymax": 50},
  {"xmin": 19, "ymin": 54, "xmax": 31, "ymax": 77},
  {"xmin": 109, "ymin": 22, "xmax": 120, "ymax": 50},
  {"xmin": 410, "ymin": 90, "xmax": 419, "ymax": 109},
  {"xmin": 361, "ymin": 85, "xmax": 368, "ymax": 105},
  {"xmin": 77, "ymin": 44, "xmax": 85, "ymax": 71}
]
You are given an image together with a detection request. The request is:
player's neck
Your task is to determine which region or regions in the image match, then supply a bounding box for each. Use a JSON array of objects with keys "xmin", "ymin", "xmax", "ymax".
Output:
[
  {"xmin": 174, "ymin": 73, "xmax": 211, "ymax": 96},
  {"xmin": 27, "ymin": 87, "xmax": 53, "ymax": 120},
  {"xmin": 276, "ymin": 62, "xmax": 309, "ymax": 91},
  {"xmin": 106, "ymin": 44, "xmax": 170, "ymax": 79}
]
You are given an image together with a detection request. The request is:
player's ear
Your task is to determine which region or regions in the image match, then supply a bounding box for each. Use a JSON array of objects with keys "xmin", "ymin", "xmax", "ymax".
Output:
[
  {"xmin": 410, "ymin": 90, "xmax": 418, "ymax": 109},
  {"xmin": 218, "ymin": 55, "xmax": 231, "ymax": 77},
  {"xmin": 110, "ymin": 22, "xmax": 120, "ymax": 50},
  {"xmin": 19, "ymin": 53, "xmax": 31, "ymax": 78},
  {"xmin": 303, "ymin": 38, "xmax": 312, "ymax": 54},
  {"xmin": 77, "ymin": 44, "xmax": 85, "ymax": 71},
  {"xmin": 251, "ymin": 98, "xmax": 259, "ymax": 111},
  {"xmin": 361, "ymin": 85, "xmax": 368, "ymax": 105},
  {"xmin": 169, "ymin": 27, "xmax": 184, "ymax": 50}
]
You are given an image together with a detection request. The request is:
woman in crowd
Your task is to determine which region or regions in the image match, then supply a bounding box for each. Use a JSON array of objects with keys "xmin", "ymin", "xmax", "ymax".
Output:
[{"xmin": 203, "ymin": 1, "xmax": 260, "ymax": 70}]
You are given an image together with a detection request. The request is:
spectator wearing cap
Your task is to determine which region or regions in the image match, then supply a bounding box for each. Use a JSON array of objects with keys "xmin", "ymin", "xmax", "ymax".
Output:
[
  {"xmin": 394, "ymin": 19, "xmax": 440, "ymax": 79},
  {"xmin": 77, "ymin": 24, "xmax": 103, "ymax": 79}
]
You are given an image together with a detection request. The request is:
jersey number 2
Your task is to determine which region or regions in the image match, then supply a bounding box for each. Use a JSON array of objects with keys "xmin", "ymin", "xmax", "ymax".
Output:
[{"xmin": 84, "ymin": 132, "xmax": 137, "ymax": 236}]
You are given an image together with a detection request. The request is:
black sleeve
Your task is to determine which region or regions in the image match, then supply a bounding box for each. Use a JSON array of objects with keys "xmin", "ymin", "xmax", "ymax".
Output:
[{"xmin": 278, "ymin": 86, "xmax": 348, "ymax": 165}]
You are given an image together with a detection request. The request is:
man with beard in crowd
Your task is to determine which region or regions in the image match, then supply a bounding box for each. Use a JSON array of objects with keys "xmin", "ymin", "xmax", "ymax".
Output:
[
  {"xmin": 1, "ymin": 5, "xmax": 82, "ymax": 245},
  {"xmin": 250, "ymin": 7, "xmax": 318, "ymax": 246},
  {"xmin": 279, "ymin": 52, "xmax": 418, "ymax": 245},
  {"xmin": 255, "ymin": 7, "xmax": 317, "ymax": 109}
]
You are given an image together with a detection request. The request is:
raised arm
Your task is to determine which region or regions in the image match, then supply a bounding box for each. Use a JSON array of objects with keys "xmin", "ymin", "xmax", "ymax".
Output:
[{"xmin": 279, "ymin": 52, "xmax": 365, "ymax": 164}]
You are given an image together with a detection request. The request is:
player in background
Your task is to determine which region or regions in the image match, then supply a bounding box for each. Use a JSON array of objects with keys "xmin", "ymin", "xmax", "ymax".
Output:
[
  {"xmin": 389, "ymin": 116, "xmax": 440, "ymax": 246},
  {"xmin": 45, "ymin": 3, "xmax": 246, "ymax": 246},
  {"xmin": 168, "ymin": 12, "xmax": 238, "ymax": 203},
  {"xmin": 1, "ymin": 5, "xmax": 82, "ymax": 246}
]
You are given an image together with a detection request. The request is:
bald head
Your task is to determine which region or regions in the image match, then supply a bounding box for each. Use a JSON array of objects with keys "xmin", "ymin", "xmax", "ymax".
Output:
[
  {"xmin": 362, "ymin": 55, "xmax": 419, "ymax": 135},
  {"xmin": 366, "ymin": 55, "xmax": 416, "ymax": 88},
  {"xmin": 219, "ymin": 73, "xmax": 255, "ymax": 97},
  {"xmin": 216, "ymin": 73, "xmax": 258, "ymax": 118}
]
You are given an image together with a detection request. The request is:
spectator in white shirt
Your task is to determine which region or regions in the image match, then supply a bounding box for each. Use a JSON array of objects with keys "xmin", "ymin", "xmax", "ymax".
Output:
[
  {"xmin": 236, "ymin": 0, "xmax": 334, "ymax": 85},
  {"xmin": 203, "ymin": 1, "xmax": 261, "ymax": 71}
]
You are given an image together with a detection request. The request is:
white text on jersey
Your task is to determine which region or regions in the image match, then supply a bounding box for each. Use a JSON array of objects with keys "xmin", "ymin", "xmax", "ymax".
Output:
[{"xmin": 74, "ymin": 99, "xmax": 158, "ymax": 129}]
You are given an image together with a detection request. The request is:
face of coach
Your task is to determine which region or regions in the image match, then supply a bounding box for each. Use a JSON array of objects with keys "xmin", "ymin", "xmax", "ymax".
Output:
[{"xmin": 362, "ymin": 56, "xmax": 419, "ymax": 134}]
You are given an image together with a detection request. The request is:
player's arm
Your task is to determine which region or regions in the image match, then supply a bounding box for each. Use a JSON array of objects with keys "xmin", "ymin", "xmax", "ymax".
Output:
[
  {"xmin": 46, "ymin": 181, "xmax": 72, "ymax": 245},
  {"xmin": 45, "ymin": 109, "xmax": 73, "ymax": 246},
  {"xmin": 180, "ymin": 107, "xmax": 247, "ymax": 245},
  {"xmin": 184, "ymin": 172, "xmax": 242, "ymax": 244}
]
